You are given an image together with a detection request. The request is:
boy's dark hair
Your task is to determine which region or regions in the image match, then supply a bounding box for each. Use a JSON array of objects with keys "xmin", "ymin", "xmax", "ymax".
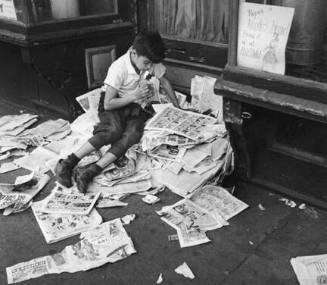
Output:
[{"xmin": 132, "ymin": 31, "xmax": 166, "ymax": 63}]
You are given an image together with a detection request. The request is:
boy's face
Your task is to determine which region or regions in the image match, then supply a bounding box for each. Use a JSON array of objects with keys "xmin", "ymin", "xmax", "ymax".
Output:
[{"xmin": 131, "ymin": 49, "xmax": 153, "ymax": 72}]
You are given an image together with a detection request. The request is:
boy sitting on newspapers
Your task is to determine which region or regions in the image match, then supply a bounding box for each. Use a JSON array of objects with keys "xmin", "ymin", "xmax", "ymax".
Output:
[{"xmin": 55, "ymin": 31, "xmax": 179, "ymax": 193}]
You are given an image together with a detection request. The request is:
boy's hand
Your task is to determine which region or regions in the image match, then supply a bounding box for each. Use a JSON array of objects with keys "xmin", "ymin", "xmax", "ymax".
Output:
[{"xmin": 133, "ymin": 84, "xmax": 150, "ymax": 101}]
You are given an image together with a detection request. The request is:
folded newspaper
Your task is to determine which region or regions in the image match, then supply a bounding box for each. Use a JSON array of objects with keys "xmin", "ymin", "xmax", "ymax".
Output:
[
  {"xmin": 32, "ymin": 200, "xmax": 103, "ymax": 244},
  {"xmin": 6, "ymin": 219, "xmax": 136, "ymax": 284}
]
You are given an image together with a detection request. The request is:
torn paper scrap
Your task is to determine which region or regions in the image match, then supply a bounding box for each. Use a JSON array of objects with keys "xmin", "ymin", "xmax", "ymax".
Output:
[
  {"xmin": 174, "ymin": 262, "xmax": 195, "ymax": 279},
  {"xmin": 96, "ymin": 196, "xmax": 128, "ymax": 208},
  {"xmin": 121, "ymin": 214, "xmax": 136, "ymax": 225},
  {"xmin": 41, "ymin": 185, "xmax": 100, "ymax": 215},
  {"xmin": 6, "ymin": 219, "xmax": 136, "ymax": 284},
  {"xmin": 298, "ymin": 203, "xmax": 306, "ymax": 210},
  {"xmin": 32, "ymin": 200, "xmax": 102, "ymax": 244},
  {"xmin": 142, "ymin": 194, "xmax": 160, "ymax": 205},
  {"xmin": 279, "ymin": 198, "xmax": 297, "ymax": 208},
  {"xmin": 0, "ymin": 162, "xmax": 20, "ymax": 174},
  {"xmin": 258, "ymin": 204, "xmax": 266, "ymax": 211},
  {"xmin": 156, "ymin": 273, "xmax": 163, "ymax": 284},
  {"xmin": 14, "ymin": 171, "xmax": 35, "ymax": 186}
]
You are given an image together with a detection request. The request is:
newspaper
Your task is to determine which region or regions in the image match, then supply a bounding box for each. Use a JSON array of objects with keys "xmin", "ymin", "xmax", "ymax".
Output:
[
  {"xmin": 101, "ymin": 155, "xmax": 137, "ymax": 182},
  {"xmin": 20, "ymin": 119, "xmax": 70, "ymax": 141},
  {"xmin": 176, "ymin": 223, "xmax": 210, "ymax": 248},
  {"xmin": 0, "ymin": 174, "xmax": 50, "ymax": 214},
  {"xmin": 155, "ymin": 161, "xmax": 223, "ymax": 197},
  {"xmin": 184, "ymin": 157, "xmax": 223, "ymax": 176},
  {"xmin": 6, "ymin": 219, "xmax": 136, "ymax": 284},
  {"xmin": 41, "ymin": 186, "xmax": 100, "ymax": 215},
  {"xmin": 0, "ymin": 162, "xmax": 20, "ymax": 174},
  {"xmin": 182, "ymin": 143, "xmax": 212, "ymax": 169},
  {"xmin": 141, "ymin": 130, "xmax": 200, "ymax": 152},
  {"xmin": 0, "ymin": 113, "xmax": 38, "ymax": 136},
  {"xmin": 32, "ymin": 200, "xmax": 102, "ymax": 244},
  {"xmin": 89, "ymin": 179, "xmax": 152, "ymax": 196},
  {"xmin": 137, "ymin": 74, "xmax": 161, "ymax": 108},
  {"xmin": 0, "ymin": 136, "xmax": 28, "ymax": 152},
  {"xmin": 191, "ymin": 75, "xmax": 223, "ymax": 120},
  {"xmin": 290, "ymin": 254, "xmax": 327, "ymax": 285},
  {"xmin": 211, "ymin": 137, "xmax": 229, "ymax": 161},
  {"xmin": 157, "ymin": 199, "xmax": 223, "ymax": 232},
  {"xmin": 76, "ymin": 88, "xmax": 101, "ymax": 112},
  {"xmin": 189, "ymin": 185, "xmax": 249, "ymax": 221},
  {"xmin": 96, "ymin": 195, "xmax": 128, "ymax": 208},
  {"xmin": 14, "ymin": 146, "xmax": 58, "ymax": 173},
  {"xmin": 145, "ymin": 106, "xmax": 217, "ymax": 141},
  {"xmin": 148, "ymin": 145, "xmax": 186, "ymax": 162}
]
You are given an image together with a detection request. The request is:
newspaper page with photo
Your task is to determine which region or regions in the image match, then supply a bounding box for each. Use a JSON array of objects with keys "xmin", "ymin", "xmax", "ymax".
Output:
[
  {"xmin": 41, "ymin": 185, "xmax": 100, "ymax": 215},
  {"xmin": 189, "ymin": 185, "xmax": 249, "ymax": 221},
  {"xmin": 157, "ymin": 199, "xmax": 223, "ymax": 232},
  {"xmin": 6, "ymin": 219, "xmax": 136, "ymax": 284},
  {"xmin": 32, "ymin": 200, "xmax": 103, "ymax": 244},
  {"xmin": 148, "ymin": 145, "xmax": 186, "ymax": 162},
  {"xmin": 176, "ymin": 223, "xmax": 211, "ymax": 248}
]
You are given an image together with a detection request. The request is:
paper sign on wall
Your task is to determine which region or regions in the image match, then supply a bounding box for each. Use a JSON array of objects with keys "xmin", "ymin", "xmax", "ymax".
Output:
[
  {"xmin": 237, "ymin": 3, "xmax": 294, "ymax": 75},
  {"xmin": 0, "ymin": 0, "xmax": 17, "ymax": 20}
]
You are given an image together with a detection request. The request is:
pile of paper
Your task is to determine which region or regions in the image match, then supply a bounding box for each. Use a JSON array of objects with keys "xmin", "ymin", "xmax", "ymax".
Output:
[
  {"xmin": 0, "ymin": 113, "xmax": 38, "ymax": 136},
  {"xmin": 157, "ymin": 185, "xmax": 248, "ymax": 248},
  {"xmin": 0, "ymin": 173, "xmax": 50, "ymax": 215},
  {"xmin": 291, "ymin": 254, "xmax": 327, "ymax": 285},
  {"xmin": 0, "ymin": 115, "xmax": 71, "ymax": 162},
  {"xmin": 6, "ymin": 219, "xmax": 136, "ymax": 284},
  {"xmin": 141, "ymin": 106, "xmax": 232, "ymax": 197}
]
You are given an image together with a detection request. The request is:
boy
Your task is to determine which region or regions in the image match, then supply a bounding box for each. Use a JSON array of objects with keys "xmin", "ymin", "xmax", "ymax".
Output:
[{"xmin": 55, "ymin": 31, "xmax": 179, "ymax": 193}]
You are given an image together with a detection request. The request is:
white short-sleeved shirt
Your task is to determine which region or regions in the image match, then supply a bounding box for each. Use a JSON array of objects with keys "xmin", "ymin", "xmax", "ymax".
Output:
[{"xmin": 104, "ymin": 49, "xmax": 166, "ymax": 98}]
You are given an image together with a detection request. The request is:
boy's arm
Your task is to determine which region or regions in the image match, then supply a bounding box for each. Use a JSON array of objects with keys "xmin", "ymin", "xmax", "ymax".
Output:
[
  {"xmin": 103, "ymin": 84, "xmax": 150, "ymax": 111},
  {"xmin": 159, "ymin": 76, "xmax": 180, "ymax": 108}
]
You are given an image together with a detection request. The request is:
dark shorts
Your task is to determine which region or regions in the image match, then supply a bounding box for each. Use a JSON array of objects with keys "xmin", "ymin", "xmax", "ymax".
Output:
[{"xmin": 88, "ymin": 102, "xmax": 149, "ymax": 158}]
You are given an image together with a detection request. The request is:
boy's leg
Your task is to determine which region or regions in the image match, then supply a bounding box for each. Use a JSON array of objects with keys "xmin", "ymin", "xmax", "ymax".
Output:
[
  {"xmin": 75, "ymin": 113, "xmax": 146, "ymax": 193},
  {"xmin": 109, "ymin": 115, "xmax": 146, "ymax": 159},
  {"xmin": 56, "ymin": 110, "xmax": 123, "ymax": 188}
]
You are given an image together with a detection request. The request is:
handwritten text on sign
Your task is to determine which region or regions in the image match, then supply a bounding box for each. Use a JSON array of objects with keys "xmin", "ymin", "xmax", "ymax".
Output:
[
  {"xmin": 237, "ymin": 3, "xmax": 294, "ymax": 75},
  {"xmin": 0, "ymin": 0, "xmax": 17, "ymax": 20}
]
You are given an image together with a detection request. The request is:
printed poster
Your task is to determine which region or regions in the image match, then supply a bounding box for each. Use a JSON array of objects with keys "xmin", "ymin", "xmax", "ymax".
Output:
[
  {"xmin": 237, "ymin": 3, "xmax": 294, "ymax": 75},
  {"xmin": 0, "ymin": 0, "xmax": 17, "ymax": 20}
]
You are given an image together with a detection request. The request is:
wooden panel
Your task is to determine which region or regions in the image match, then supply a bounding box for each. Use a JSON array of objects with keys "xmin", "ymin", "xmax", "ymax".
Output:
[{"xmin": 165, "ymin": 59, "xmax": 222, "ymax": 94}]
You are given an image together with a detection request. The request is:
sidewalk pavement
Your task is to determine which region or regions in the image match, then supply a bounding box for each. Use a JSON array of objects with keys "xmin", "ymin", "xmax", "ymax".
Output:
[{"xmin": 0, "ymin": 97, "xmax": 326, "ymax": 285}]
